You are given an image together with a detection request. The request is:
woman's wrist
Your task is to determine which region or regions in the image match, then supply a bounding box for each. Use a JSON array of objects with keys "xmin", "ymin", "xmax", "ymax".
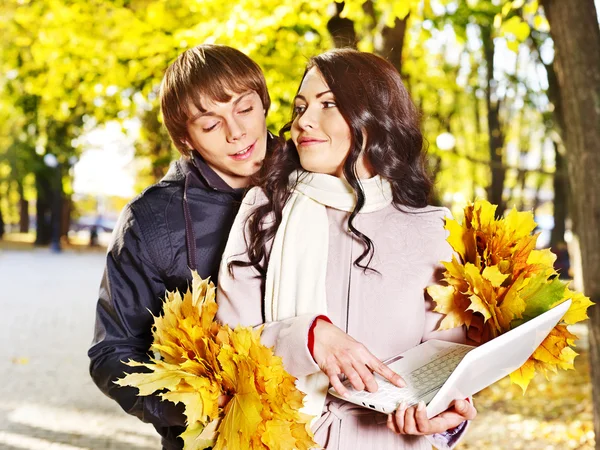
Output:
[{"xmin": 308, "ymin": 315, "xmax": 332, "ymax": 359}]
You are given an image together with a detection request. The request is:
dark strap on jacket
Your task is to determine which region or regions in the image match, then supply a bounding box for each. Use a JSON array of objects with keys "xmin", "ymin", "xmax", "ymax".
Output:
[{"xmin": 183, "ymin": 173, "xmax": 198, "ymax": 271}]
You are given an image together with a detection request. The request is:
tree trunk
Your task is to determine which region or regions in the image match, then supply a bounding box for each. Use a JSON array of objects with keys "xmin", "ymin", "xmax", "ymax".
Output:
[
  {"xmin": 0, "ymin": 201, "xmax": 5, "ymax": 239},
  {"xmin": 481, "ymin": 25, "xmax": 506, "ymax": 217},
  {"xmin": 541, "ymin": 1, "xmax": 600, "ymax": 446},
  {"xmin": 18, "ymin": 181, "xmax": 29, "ymax": 233},
  {"xmin": 327, "ymin": 2, "xmax": 357, "ymax": 48},
  {"xmin": 61, "ymin": 195, "xmax": 71, "ymax": 239},
  {"xmin": 551, "ymin": 145, "xmax": 568, "ymax": 246},
  {"xmin": 532, "ymin": 30, "xmax": 570, "ymax": 248},
  {"xmin": 34, "ymin": 171, "xmax": 53, "ymax": 246},
  {"xmin": 380, "ymin": 17, "xmax": 408, "ymax": 73}
]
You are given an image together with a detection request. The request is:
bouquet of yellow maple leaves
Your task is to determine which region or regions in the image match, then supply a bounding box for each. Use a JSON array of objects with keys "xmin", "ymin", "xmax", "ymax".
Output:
[
  {"xmin": 427, "ymin": 199, "xmax": 593, "ymax": 392},
  {"xmin": 116, "ymin": 271, "xmax": 316, "ymax": 450}
]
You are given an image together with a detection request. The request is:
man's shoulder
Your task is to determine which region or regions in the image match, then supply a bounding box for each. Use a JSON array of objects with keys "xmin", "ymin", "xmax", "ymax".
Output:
[{"xmin": 125, "ymin": 164, "xmax": 187, "ymax": 219}]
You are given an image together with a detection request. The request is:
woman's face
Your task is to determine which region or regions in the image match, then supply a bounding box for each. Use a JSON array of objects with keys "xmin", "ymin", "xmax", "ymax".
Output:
[{"xmin": 291, "ymin": 68, "xmax": 352, "ymax": 177}]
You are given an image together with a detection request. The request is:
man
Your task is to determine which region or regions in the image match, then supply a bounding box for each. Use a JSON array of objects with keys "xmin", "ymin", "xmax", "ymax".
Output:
[{"xmin": 88, "ymin": 45, "xmax": 274, "ymax": 450}]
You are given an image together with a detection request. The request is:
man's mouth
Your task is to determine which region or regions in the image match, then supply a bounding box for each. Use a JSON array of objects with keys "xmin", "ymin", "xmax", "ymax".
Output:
[{"xmin": 230, "ymin": 141, "xmax": 256, "ymax": 161}]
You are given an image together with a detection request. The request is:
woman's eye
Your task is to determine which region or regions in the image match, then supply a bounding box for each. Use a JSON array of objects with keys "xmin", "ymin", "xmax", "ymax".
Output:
[
  {"xmin": 202, "ymin": 123, "xmax": 218, "ymax": 132},
  {"xmin": 293, "ymin": 104, "xmax": 306, "ymax": 115},
  {"xmin": 322, "ymin": 101, "xmax": 337, "ymax": 109}
]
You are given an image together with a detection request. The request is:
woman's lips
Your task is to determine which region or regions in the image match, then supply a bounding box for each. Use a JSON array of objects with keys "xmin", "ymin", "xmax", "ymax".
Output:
[
  {"xmin": 230, "ymin": 141, "xmax": 256, "ymax": 161},
  {"xmin": 297, "ymin": 138, "xmax": 326, "ymax": 147}
]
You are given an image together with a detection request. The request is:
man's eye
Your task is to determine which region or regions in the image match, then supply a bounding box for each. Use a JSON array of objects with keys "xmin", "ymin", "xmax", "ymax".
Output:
[
  {"xmin": 239, "ymin": 106, "xmax": 254, "ymax": 114},
  {"xmin": 203, "ymin": 123, "xmax": 218, "ymax": 132}
]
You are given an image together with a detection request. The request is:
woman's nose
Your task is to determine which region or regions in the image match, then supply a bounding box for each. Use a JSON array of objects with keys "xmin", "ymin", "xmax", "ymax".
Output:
[{"xmin": 296, "ymin": 106, "xmax": 318, "ymax": 130}]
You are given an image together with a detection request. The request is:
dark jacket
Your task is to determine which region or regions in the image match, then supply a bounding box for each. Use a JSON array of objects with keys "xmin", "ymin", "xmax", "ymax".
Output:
[{"xmin": 88, "ymin": 153, "xmax": 246, "ymax": 449}]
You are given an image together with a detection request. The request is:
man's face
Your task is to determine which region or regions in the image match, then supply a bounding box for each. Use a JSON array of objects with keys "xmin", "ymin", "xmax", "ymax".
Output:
[{"xmin": 186, "ymin": 90, "xmax": 267, "ymax": 188}]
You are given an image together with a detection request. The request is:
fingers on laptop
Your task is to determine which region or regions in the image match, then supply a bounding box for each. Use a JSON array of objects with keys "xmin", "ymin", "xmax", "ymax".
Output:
[
  {"xmin": 327, "ymin": 367, "xmax": 350, "ymax": 398},
  {"xmin": 370, "ymin": 359, "xmax": 406, "ymax": 388}
]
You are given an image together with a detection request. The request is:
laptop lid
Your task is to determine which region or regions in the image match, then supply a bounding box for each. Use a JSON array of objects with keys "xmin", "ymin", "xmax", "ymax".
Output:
[{"xmin": 426, "ymin": 298, "xmax": 572, "ymax": 417}]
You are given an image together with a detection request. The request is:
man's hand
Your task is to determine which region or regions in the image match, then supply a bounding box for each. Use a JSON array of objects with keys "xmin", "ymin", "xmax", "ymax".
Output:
[
  {"xmin": 312, "ymin": 319, "xmax": 405, "ymax": 397},
  {"xmin": 387, "ymin": 398, "xmax": 476, "ymax": 436}
]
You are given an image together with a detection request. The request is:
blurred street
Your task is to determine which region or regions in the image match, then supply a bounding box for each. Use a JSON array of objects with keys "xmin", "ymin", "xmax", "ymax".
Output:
[{"xmin": 0, "ymin": 249, "xmax": 160, "ymax": 450}]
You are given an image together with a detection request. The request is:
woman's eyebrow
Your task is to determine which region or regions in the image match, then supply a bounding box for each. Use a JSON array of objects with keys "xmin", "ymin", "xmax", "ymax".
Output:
[{"xmin": 294, "ymin": 90, "xmax": 333, "ymax": 103}]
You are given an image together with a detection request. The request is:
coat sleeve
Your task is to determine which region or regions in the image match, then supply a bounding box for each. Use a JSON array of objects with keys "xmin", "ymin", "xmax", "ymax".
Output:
[
  {"xmin": 216, "ymin": 188, "xmax": 322, "ymax": 378},
  {"xmin": 88, "ymin": 204, "xmax": 185, "ymax": 430}
]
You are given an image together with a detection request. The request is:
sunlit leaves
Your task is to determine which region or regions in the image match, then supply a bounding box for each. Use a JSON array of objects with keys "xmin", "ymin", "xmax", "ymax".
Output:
[{"xmin": 427, "ymin": 199, "xmax": 593, "ymax": 391}]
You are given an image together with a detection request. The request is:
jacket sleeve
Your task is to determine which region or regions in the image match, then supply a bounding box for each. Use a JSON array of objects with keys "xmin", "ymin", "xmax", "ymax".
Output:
[
  {"xmin": 215, "ymin": 188, "xmax": 322, "ymax": 378},
  {"xmin": 88, "ymin": 204, "xmax": 185, "ymax": 429}
]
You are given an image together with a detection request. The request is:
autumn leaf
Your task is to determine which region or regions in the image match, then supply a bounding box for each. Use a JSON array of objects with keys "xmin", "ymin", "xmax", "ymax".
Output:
[
  {"xmin": 509, "ymin": 358, "xmax": 536, "ymax": 393},
  {"xmin": 116, "ymin": 270, "xmax": 317, "ymax": 449},
  {"xmin": 214, "ymin": 360, "xmax": 263, "ymax": 450},
  {"xmin": 261, "ymin": 419, "xmax": 298, "ymax": 450},
  {"xmin": 516, "ymin": 274, "xmax": 566, "ymax": 323},
  {"xmin": 180, "ymin": 419, "xmax": 219, "ymax": 450},
  {"xmin": 428, "ymin": 284, "xmax": 474, "ymax": 329},
  {"xmin": 559, "ymin": 289, "xmax": 594, "ymax": 325}
]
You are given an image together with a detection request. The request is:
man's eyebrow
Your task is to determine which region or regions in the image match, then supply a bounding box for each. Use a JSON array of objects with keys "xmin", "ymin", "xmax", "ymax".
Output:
[
  {"xmin": 293, "ymin": 90, "xmax": 333, "ymax": 103},
  {"xmin": 188, "ymin": 91, "xmax": 254, "ymax": 123}
]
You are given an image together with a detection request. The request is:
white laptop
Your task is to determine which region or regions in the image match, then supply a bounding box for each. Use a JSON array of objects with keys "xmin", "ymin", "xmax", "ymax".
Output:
[{"xmin": 329, "ymin": 299, "xmax": 572, "ymax": 418}]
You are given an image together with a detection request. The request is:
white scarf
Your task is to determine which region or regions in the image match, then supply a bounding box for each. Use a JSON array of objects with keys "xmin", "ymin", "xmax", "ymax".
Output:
[{"xmin": 264, "ymin": 170, "xmax": 393, "ymax": 423}]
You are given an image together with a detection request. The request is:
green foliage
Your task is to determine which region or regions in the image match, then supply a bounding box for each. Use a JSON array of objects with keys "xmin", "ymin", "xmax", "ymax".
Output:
[{"xmin": 0, "ymin": 0, "xmax": 560, "ymax": 221}]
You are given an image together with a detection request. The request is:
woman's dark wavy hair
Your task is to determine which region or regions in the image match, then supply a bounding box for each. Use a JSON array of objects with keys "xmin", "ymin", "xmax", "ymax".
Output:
[{"xmin": 232, "ymin": 48, "xmax": 432, "ymax": 276}]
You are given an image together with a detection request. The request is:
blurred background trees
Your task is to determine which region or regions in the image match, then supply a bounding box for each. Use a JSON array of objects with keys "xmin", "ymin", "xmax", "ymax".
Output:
[{"xmin": 1, "ymin": 0, "xmax": 599, "ymax": 443}]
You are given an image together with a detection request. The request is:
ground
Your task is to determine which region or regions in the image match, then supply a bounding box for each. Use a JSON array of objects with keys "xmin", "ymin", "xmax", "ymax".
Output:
[{"xmin": 0, "ymin": 244, "xmax": 594, "ymax": 449}]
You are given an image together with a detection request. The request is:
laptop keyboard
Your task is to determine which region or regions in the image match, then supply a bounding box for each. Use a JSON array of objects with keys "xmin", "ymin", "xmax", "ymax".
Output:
[{"xmin": 345, "ymin": 345, "xmax": 472, "ymax": 408}]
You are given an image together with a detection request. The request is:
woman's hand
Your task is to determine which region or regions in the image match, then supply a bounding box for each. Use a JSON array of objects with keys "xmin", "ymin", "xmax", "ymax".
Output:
[
  {"xmin": 312, "ymin": 319, "xmax": 405, "ymax": 397},
  {"xmin": 387, "ymin": 398, "xmax": 476, "ymax": 436}
]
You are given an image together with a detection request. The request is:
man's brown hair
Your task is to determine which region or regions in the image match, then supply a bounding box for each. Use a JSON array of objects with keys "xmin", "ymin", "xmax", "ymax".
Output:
[{"xmin": 160, "ymin": 44, "xmax": 270, "ymax": 156}]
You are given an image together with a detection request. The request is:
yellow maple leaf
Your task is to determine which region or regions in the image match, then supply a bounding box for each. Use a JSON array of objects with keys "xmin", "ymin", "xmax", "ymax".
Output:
[
  {"xmin": 180, "ymin": 418, "xmax": 220, "ymax": 450},
  {"xmin": 213, "ymin": 360, "xmax": 263, "ymax": 450},
  {"xmin": 482, "ymin": 265, "xmax": 509, "ymax": 288},
  {"xmin": 428, "ymin": 284, "xmax": 474, "ymax": 329},
  {"xmin": 445, "ymin": 217, "xmax": 476, "ymax": 263},
  {"xmin": 261, "ymin": 419, "xmax": 298, "ymax": 450},
  {"xmin": 116, "ymin": 361, "xmax": 188, "ymax": 395},
  {"xmin": 559, "ymin": 289, "xmax": 594, "ymax": 325},
  {"xmin": 509, "ymin": 358, "xmax": 536, "ymax": 393}
]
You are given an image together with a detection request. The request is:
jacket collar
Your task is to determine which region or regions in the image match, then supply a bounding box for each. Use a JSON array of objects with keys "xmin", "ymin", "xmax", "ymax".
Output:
[{"xmin": 162, "ymin": 153, "xmax": 242, "ymax": 195}]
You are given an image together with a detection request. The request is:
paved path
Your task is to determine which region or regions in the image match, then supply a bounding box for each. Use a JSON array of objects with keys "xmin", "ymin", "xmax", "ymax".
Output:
[{"xmin": 0, "ymin": 249, "xmax": 160, "ymax": 450}]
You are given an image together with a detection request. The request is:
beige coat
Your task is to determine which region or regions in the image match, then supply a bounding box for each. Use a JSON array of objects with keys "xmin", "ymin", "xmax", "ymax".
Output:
[{"xmin": 216, "ymin": 189, "xmax": 468, "ymax": 449}]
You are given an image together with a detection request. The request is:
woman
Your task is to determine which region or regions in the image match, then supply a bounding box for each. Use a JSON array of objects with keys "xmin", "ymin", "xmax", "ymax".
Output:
[{"xmin": 216, "ymin": 49, "xmax": 477, "ymax": 449}]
